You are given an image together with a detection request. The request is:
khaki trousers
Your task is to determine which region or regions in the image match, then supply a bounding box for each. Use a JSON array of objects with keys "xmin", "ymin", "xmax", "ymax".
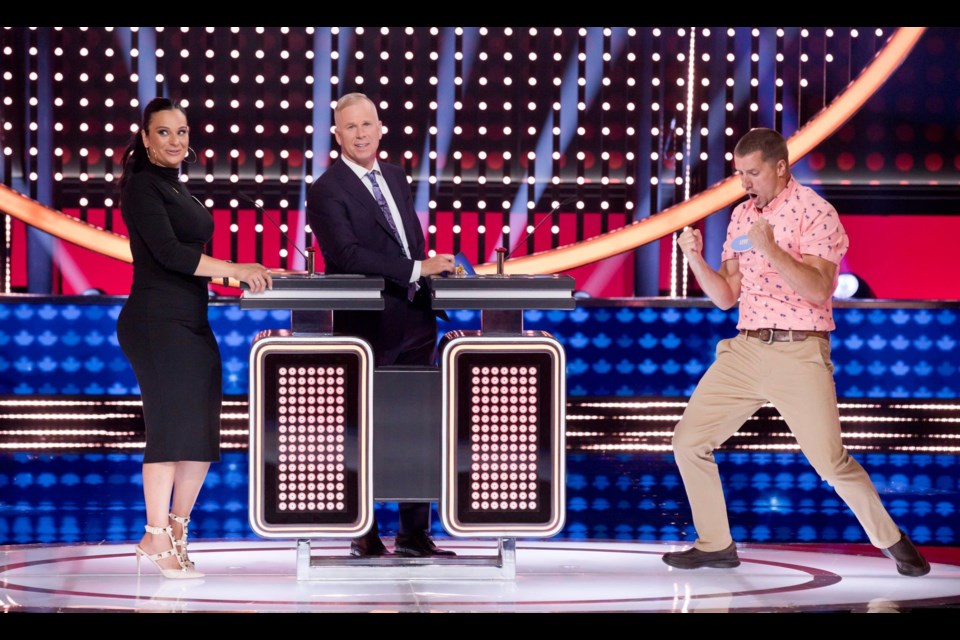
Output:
[{"xmin": 672, "ymin": 333, "xmax": 902, "ymax": 551}]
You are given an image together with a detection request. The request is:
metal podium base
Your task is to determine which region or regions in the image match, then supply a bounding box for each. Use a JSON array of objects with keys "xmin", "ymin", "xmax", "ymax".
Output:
[{"xmin": 295, "ymin": 538, "xmax": 517, "ymax": 581}]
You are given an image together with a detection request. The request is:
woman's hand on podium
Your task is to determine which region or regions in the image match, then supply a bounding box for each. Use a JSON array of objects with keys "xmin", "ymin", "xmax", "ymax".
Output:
[{"xmin": 233, "ymin": 262, "xmax": 274, "ymax": 292}]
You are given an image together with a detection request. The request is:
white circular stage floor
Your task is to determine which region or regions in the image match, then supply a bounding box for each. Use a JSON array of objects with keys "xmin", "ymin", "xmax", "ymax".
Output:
[{"xmin": 2, "ymin": 540, "xmax": 958, "ymax": 613}]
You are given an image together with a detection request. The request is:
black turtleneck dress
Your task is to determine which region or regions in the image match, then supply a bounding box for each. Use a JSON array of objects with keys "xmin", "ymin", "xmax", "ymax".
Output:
[{"xmin": 117, "ymin": 163, "xmax": 221, "ymax": 463}]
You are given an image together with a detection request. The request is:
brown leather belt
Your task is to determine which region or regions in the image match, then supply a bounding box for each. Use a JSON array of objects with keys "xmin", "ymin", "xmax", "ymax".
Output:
[{"xmin": 739, "ymin": 328, "xmax": 830, "ymax": 344}]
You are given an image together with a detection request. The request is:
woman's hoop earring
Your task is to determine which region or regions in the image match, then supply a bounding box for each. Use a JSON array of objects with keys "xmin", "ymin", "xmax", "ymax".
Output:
[{"xmin": 184, "ymin": 147, "xmax": 198, "ymax": 164}]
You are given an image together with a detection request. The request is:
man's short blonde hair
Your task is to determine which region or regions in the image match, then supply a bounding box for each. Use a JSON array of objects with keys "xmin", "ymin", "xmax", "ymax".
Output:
[{"xmin": 335, "ymin": 92, "xmax": 377, "ymax": 117}]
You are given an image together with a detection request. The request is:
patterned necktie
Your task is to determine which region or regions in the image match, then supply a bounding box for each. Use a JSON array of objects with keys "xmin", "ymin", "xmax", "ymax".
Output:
[
  {"xmin": 365, "ymin": 171, "xmax": 409, "ymax": 258},
  {"xmin": 365, "ymin": 170, "xmax": 417, "ymax": 301}
]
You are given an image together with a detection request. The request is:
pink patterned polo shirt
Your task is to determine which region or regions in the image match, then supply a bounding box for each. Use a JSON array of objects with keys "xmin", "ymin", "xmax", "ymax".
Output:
[{"xmin": 721, "ymin": 178, "xmax": 849, "ymax": 331}]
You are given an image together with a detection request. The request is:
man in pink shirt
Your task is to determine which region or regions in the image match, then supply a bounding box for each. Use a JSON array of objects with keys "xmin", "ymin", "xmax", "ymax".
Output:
[{"xmin": 663, "ymin": 128, "xmax": 929, "ymax": 577}]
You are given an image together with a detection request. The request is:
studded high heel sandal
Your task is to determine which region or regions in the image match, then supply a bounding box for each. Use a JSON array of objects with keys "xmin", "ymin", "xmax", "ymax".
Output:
[
  {"xmin": 135, "ymin": 524, "xmax": 204, "ymax": 579},
  {"xmin": 168, "ymin": 513, "xmax": 196, "ymax": 571}
]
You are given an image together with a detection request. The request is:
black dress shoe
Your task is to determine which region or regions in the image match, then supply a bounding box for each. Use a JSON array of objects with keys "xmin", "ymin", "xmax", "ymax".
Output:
[
  {"xmin": 393, "ymin": 531, "xmax": 457, "ymax": 557},
  {"xmin": 350, "ymin": 533, "xmax": 389, "ymax": 557},
  {"xmin": 882, "ymin": 530, "xmax": 930, "ymax": 577},
  {"xmin": 662, "ymin": 542, "xmax": 740, "ymax": 569}
]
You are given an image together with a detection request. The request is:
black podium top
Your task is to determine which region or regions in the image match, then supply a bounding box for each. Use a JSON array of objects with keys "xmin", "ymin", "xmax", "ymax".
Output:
[
  {"xmin": 239, "ymin": 274, "xmax": 385, "ymax": 310},
  {"xmin": 429, "ymin": 274, "xmax": 576, "ymax": 310}
]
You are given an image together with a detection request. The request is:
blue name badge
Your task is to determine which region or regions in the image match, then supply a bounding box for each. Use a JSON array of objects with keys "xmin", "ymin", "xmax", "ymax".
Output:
[{"xmin": 730, "ymin": 234, "xmax": 753, "ymax": 252}]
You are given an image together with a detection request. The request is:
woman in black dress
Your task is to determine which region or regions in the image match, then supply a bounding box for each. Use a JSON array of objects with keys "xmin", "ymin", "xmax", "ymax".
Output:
[{"xmin": 117, "ymin": 98, "xmax": 272, "ymax": 579}]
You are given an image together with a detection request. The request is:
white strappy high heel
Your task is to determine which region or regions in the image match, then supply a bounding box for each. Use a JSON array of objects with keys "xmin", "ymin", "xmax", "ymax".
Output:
[
  {"xmin": 168, "ymin": 513, "xmax": 196, "ymax": 571},
  {"xmin": 135, "ymin": 524, "xmax": 204, "ymax": 579}
]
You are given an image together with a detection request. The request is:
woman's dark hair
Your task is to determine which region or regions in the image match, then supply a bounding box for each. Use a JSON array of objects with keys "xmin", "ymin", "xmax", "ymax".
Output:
[{"xmin": 118, "ymin": 97, "xmax": 187, "ymax": 192}]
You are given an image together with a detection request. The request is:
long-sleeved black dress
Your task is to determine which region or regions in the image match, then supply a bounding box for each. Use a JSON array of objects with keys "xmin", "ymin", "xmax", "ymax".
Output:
[{"xmin": 117, "ymin": 162, "xmax": 221, "ymax": 463}]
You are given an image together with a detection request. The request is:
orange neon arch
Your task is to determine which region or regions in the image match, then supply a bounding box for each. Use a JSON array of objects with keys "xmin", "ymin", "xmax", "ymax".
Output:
[
  {"xmin": 475, "ymin": 26, "xmax": 926, "ymax": 274},
  {"xmin": 0, "ymin": 184, "xmax": 132, "ymax": 262},
  {"xmin": 0, "ymin": 27, "xmax": 926, "ymax": 276}
]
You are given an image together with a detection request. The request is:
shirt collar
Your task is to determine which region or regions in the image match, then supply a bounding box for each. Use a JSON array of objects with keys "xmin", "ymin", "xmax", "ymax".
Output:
[
  {"xmin": 750, "ymin": 177, "xmax": 797, "ymax": 215},
  {"xmin": 341, "ymin": 155, "xmax": 382, "ymax": 181}
]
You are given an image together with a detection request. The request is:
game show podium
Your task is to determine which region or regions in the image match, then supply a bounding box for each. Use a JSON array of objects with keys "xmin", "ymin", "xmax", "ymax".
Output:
[
  {"xmin": 430, "ymin": 274, "xmax": 572, "ymax": 547},
  {"xmin": 242, "ymin": 274, "xmax": 383, "ymax": 579},
  {"xmin": 242, "ymin": 273, "xmax": 574, "ymax": 580}
]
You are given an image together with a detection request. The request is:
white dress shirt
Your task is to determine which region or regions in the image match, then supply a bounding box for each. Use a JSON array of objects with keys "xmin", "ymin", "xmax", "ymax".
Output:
[{"xmin": 341, "ymin": 156, "xmax": 422, "ymax": 284}]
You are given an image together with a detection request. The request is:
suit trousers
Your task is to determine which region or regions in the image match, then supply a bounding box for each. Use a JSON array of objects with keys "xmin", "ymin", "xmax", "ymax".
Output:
[
  {"xmin": 337, "ymin": 297, "xmax": 438, "ymax": 537},
  {"xmin": 672, "ymin": 333, "xmax": 902, "ymax": 551}
]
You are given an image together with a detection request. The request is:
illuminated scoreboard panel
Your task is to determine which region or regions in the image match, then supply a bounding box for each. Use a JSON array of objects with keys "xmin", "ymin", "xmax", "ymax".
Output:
[
  {"xmin": 465, "ymin": 363, "xmax": 542, "ymax": 513},
  {"xmin": 248, "ymin": 337, "xmax": 373, "ymax": 538},
  {"xmin": 273, "ymin": 364, "xmax": 350, "ymax": 515},
  {"xmin": 441, "ymin": 333, "xmax": 565, "ymax": 537}
]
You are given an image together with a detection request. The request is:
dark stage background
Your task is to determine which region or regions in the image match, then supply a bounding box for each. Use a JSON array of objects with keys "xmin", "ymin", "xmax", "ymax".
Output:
[
  {"xmin": 0, "ymin": 27, "xmax": 958, "ymax": 549},
  {"xmin": 2, "ymin": 27, "xmax": 959, "ymax": 299}
]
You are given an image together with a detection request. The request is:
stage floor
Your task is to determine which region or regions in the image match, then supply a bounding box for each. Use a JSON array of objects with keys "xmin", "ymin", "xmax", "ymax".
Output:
[{"xmin": 2, "ymin": 539, "xmax": 959, "ymax": 613}]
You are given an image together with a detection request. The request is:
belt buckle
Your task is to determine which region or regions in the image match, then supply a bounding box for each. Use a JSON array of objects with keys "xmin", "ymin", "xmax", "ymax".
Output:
[{"xmin": 759, "ymin": 328, "xmax": 775, "ymax": 345}]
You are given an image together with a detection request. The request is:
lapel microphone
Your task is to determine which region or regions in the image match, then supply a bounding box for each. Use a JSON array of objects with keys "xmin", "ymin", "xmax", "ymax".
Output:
[
  {"xmin": 495, "ymin": 197, "xmax": 578, "ymax": 274},
  {"xmin": 238, "ymin": 192, "xmax": 317, "ymax": 275}
]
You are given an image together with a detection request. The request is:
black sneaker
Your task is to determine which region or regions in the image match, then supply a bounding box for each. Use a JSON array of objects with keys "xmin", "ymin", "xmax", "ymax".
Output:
[
  {"xmin": 662, "ymin": 542, "xmax": 740, "ymax": 569},
  {"xmin": 882, "ymin": 530, "xmax": 931, "ymax": 577}
]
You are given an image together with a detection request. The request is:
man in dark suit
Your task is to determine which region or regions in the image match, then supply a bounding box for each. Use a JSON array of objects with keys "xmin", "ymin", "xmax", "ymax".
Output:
[{"xmin": 306, "ymin": 92, "xmax": 456, "ymax": 558}]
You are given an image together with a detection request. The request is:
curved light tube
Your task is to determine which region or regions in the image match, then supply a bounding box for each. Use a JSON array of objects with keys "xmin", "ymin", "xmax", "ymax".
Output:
[
  {"xmin": 0, "ymin": 27, "xmax": 925, "ymax": 277},
  {"xmin": 0, "ymin": 184, "xmax": 132, "ymax": 262},
  {"xmin": 476, "ymin": 26, "xmax": 926, "ymax": 275}
]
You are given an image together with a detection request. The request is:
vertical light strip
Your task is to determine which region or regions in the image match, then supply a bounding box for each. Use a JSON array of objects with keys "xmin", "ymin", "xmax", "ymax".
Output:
[
  {"xmin": 77, "ymin": 27, "xmax": 90, "ymax": 227},
  {"xmin": 102, "ymin": 27, "xmax": 117, "ymax": 219},
  {"xmin": 624, "ymin": 27, "xmax": 637, "ymax": 220},
  {"xmin": 598, "ymin": 28, "xmax": 610, "ymax": 235},
  {"xmin": 724, "ymin": 28, "xmax": 736, "ymax": 163},
  {"xmin": 798, "ymin": 28, "xmax": 808, "ymax": 125},
  {"xmin": 0, "ymin": 28, "xmax": 9, "ymax": 292},
  {"xmin": 499, "ymin": 26, "xmax": 515, "ymax": 255},
  {"xmin": 679, "ymin": 26, "xmax": 697, "ymax": 298},
  {"xmin": 452, "ymin": 26, "xmax": 463, "ymax": 257},
  {"xmin": 774, "ymin": 27, "xmax": 785, "ymax": 133},
  {"xmin": 278, "ymin": 27, "xmax": 291, "ymax": 270},
  {"xmin": 203, "ymin": 27, "xmax": 217, "ymax": 212},
  {"xmin": 253, "ymin": 27, "xmax": 265, "ymax": 267},
  {"xmin": 51, "ymin": 28, "xmax": 63, "ymax": 214},
  {"xmin": 551, "ymin": 27, "xmax": 563, "ymax": 228},
  {"xmin": 668, "ymin": 29, "xmax": 682, "ymax": 298},
  {"xmin": 51, "ymin": 28, "xmax": 65, "ymax": 293},
  {"xmin": 202, "ymin": 27, "xmax": 215, "ymax": 235},
  {"xmin": 476, "ymin": 27, "xmax": 489, "ymax": 262},
  {"xmin": 175, "ymin": 28, "xmax": 190, "ymax": 191},
  {"xmin": 2, "ymin": 212, "xmax": 8, "ymax": 292},
  {"xmin": 302, "ymin": 26, "xmax": 326, "ymax": 253},
  {"xmin": 401, "ymin": 26, "xmax": 415, "ymax": 202},
  {"xmin": 749, "ymin": 28, "xmax": 760, "ymax": 128},
  {"xmin": 821, "ymin": 28, "xmax": 829, "ymax": 110},
  {"xmin": 427, "ymin": 27, "xmax": 439, "ymax": 258},
  {"xmin": 846, "ymin": 27, "xmax": 855, "ymax": 85},
  {"xmin": 682, "ymin": 28, "xmax": 697, "ymax": 199},
  {"xmin": 228, "ymin": 27, "xmax": 240, "ymax": 263},
  {"xmin": 354, "ymin": 26, "xmax": 365, "ymax": 96},
  {"xmin": 650, "ymin": 27, "xmax": 661, "ymax": 222},
  {"xmin": 575, "ymin": 28, "xmax": 586, "ymax": 244},
  {"xmin": 525, "ymin": 27, "xmax": 536, "ymax": 257},
  {"xmin": 27, "ymin": 27, "xmax": 38, "ymax": 201}
]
